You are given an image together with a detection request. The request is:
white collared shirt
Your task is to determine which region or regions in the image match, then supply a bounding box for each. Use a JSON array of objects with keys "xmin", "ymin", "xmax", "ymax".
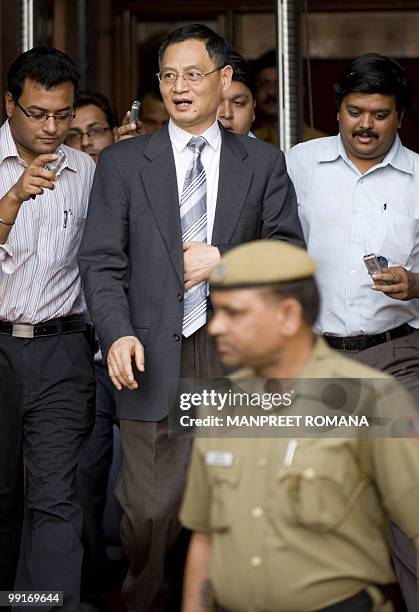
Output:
[
  {"xmin": 168, "ymin": 119, "xmax": 221, "ymax": 242},
  {"xmin": 286, "ymin": 133, "xmax": 419, "ymax": 335},
  {"xmin": 0, "ymin": 120, "xmax": 95, "ymax": 323}
]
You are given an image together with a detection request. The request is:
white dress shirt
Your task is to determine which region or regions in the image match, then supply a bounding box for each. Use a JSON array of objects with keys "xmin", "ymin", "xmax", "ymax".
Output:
[
  {"xmin": 168, "ymin": 119, "xmax": 221, "ymax": 243},
  {"xmin": 0, "ymin": 120, "xmax": 95, "ymax": 323},
  {"xmin": 286, "ymin": 133, "xmax": 419, "ymax": 335}
]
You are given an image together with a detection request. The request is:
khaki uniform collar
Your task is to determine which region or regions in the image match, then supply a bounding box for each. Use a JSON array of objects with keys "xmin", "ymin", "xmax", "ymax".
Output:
[{"xmin": 231, "ymin": 336, "xmax": 331, "ymax": 381}]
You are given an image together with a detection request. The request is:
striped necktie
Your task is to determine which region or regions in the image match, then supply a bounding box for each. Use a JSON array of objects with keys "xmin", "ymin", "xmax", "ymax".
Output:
[{"xmin": 181, "ymin": 136, "xmax": 207, "ymax": 337}]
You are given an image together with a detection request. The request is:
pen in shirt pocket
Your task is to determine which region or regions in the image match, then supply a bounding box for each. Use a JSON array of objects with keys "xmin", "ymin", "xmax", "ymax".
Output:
[{"xmin": 63, "ymin": 210, "xmax": 71, "ymax": 228}]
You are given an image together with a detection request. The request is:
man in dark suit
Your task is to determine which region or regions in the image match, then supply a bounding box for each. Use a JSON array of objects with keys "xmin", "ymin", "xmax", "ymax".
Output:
[{"xmin": 78, "ymin": 24, "xmax": 304, "ymax": 612}]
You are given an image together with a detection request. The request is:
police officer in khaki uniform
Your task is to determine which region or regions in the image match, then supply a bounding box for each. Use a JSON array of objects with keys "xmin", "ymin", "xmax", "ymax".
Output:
[{"xmin": 179, "ymin": 240, "xmax": 419, "ymax": 612}]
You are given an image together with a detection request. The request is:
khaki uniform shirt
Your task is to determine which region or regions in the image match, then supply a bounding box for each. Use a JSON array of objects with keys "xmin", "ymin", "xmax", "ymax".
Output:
[{"xmin": 180, "ymin": 338, "xmax": 419, "ymax": 612}]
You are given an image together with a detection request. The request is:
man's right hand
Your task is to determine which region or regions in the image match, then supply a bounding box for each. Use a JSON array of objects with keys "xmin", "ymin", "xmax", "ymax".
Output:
[
  {"xmin": 9, "ymin": 153, "xmax": 59, "ymax": 203},
  {"xmin": 107, "ymin": 335, "xmax": 145, "ymax": 390}
]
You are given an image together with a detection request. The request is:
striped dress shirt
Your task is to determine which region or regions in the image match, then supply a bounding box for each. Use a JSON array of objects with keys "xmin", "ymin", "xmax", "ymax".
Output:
[{"xmin": 0, "ymin": 120, "xmax": 95, "ymax": 324}]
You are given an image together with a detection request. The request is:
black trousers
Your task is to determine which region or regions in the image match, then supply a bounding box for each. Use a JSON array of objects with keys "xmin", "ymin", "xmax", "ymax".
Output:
[
  {"xmin": 0, "ymin": 331, "xmax": 95, "ymax": 612},
  {"xmin": 76, "ymin": 360, "xmax": 119, "ymax": 604}
]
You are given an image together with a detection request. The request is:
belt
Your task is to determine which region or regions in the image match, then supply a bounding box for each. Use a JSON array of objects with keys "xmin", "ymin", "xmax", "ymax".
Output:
[
  {"xmin": 218, "ymin": 588, "xmax": 385, "ymax": 612},
  {"xmin": 314, "ymin": 589, "xmax": 372, "ymax": 611},
  {"xmin": 323, "ymin": 323, "xmax": 414, "ymax": 352},
  {"xmin": 0, "ymin": 314, "xmax": 88, "ymax": 338},
  {"xmin": 217, "ymin": 590, "xmax": 372, "ymax": 612}
]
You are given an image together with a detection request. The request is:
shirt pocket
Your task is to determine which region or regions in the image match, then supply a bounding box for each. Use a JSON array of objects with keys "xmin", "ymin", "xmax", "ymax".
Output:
[
  {"xmin": 207, "ymin": 458, "xmax": 243, "ymax": 531},
  {"xmin": 276, "ymin": 450, "xmax": 361, "ymax": 533},
  {"xmin": 374, "ymin": 209, "xmax": 418, "ymax": 268},
  {"xmin": 57, "ymin": 211, "xmax": 86, "ymax": 266}
]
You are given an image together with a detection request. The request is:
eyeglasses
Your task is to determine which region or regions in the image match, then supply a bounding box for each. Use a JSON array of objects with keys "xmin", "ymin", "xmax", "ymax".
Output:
[
  {"xmin": 65, "ymin": 127, "xmax": 111, "ymax": 145},
  {"xmin": 156, "ymin": 65, "xmax": 225, "ymax": 85},
  {"xmin": 15, "ymin": 100, "xmax": 75, "ymax": 123}
]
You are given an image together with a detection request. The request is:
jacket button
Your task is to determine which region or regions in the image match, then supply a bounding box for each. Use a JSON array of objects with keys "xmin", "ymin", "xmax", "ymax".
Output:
[
  {"xmin": 177, "ymin": 293, "xmax": 183, "ymax": 302},
  {"xmin": 173, "ymin": 333, "xmax": 180, "ymax": 342}
]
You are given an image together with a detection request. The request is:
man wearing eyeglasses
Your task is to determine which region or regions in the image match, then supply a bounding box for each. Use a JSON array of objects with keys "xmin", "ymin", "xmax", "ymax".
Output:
[
  {"xmin": 66, "ymin": 91, "xmax": 117, "ymax": 163},
  {"xmin": 0, "ymin": 48, "xmax": 95, "ymax": 611},
  {"xmin": 79, "ymin": 23, "xmax": 303, "ymax": 612}
]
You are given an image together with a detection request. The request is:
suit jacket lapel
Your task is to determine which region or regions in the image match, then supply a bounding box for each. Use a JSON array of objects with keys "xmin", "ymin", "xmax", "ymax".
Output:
[
  {"xmin": 140, "ymin": 126, "xmax": 183, "ymax": 283},
  {"xmin": 212, "ymin": 128, "xmax": 253, "ymax": 245}
]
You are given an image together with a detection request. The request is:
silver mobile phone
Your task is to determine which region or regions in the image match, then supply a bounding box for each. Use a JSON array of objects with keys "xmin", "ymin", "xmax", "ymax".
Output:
[
  {"xmin": 44, "ymin": 146, "xmax": 66, "ymax": 174},
  {"xmin": 363, "ymin": 253, "xmax": 391, "ymax": 285},
  {"xmin": 129, "ymin": 100, "xmax": 141, "ymax": 124},
  {"xmin": 31, "ymin": 147, "xmax": 66, "ymax": 199}
]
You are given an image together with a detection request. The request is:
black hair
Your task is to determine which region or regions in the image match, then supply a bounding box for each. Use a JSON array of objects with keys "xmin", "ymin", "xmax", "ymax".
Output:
[
  {"xmin": 333, "ymin": 53, "xmax": 412, "ymax": 112},
  {"xmin": 254, "ymin": 49, "xmax": 276, "ymax": 79},
  {"xmin": 7, "ymin": 47, "xmax": 79, "ymax": 101},
  {"xmin": 158, "ymin": 24, "xmax": 231, "ymax": 69},
  {"xmin": 229, "ymin": 51, "xmax": 256, "ymax": 98},
  {"xmin": 269, "ymin": 278, "xmax": 320, "ymax": 327},
  {"xmin": 140, "ymin": 82, "xmax": 164, "ymax": 103},
  {"xmin": 74, "ymin": 91, "xmax": 118, "ymax": 128}
]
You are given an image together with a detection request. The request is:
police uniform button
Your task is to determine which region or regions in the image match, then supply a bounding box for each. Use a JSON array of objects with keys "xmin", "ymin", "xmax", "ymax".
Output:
[
  {"xmin": 249, "ymin": 555, "xmax": 262, "ymax": 568},
  {"xmin": 251, "ymin": 506, "xmax": 264, "ymax": 518},
  {"xmin": 256, "ymin": 457, "xmax": 267, "ymax": 468},
  {"xmin": 303, "ymin": 467, "xmax": 316, "ymax": 480}
]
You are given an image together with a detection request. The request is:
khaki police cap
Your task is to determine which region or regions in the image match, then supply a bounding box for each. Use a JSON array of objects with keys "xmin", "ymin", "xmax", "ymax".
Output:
[{"xmin": 209, "ymin": 240, "xmax": 316, "ymax": 288}]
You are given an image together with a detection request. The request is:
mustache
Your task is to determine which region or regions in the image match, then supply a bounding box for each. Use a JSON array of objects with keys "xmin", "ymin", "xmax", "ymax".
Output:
[{"xmin": 352, "ymin": 129, "xmax": 379, "ymax": 139}]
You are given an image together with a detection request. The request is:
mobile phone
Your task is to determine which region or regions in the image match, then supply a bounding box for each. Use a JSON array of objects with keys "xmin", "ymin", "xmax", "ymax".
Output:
[
  {"xmin": 31, "ymin": 147, "xmax": 66, "ymax": 199},
  {"xmin": 363, "ymin": 253, "xmax": 391, "ymax": 285},
  {"xmin": 129, "ymin": 100, "xmax": 141, "ymax": 124},
  {"xmin": 44, "ymin": 146, "xmax": 66, "ymax": 174}
]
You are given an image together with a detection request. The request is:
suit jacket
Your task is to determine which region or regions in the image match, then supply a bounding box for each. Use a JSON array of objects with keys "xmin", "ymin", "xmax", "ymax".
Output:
[{"xmin": 78, "ymin": 124, "xmax": 304, "ymax": 421}]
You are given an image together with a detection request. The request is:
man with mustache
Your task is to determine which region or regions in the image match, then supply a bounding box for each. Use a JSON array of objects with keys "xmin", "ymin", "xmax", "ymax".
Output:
[
  {"xmin": 286, "ymin": 53, "xmax": 419, "ymax": 611},
  {"xmin": 180, "ymin": 240, "xmax": 419, "ymax": 612},
  {"xmin": 66, "ymin": 91, "xmax": 117, "ymax": 163}
]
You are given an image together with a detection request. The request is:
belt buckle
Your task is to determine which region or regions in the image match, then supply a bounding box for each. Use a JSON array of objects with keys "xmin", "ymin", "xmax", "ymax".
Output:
[{"xmin": 12, "ymin": 324, "xmax": 35, "ymax": 338}]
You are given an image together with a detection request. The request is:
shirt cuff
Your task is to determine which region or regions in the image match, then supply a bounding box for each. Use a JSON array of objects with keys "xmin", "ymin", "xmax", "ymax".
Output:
[{"xmin": 0, "ymin": 243, "xmax": 16, "ymax": 274}]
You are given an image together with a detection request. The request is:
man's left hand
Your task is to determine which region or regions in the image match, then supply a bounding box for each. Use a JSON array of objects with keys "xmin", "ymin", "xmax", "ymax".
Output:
[
  {"xmin": 183, "ymin": 242, "xmax": 220, "ymax": 291},
  {"xmin": 371, "ymin": 266, "xmax": 419, "ymax": 300},
  {"xmin": 115, "ymin": 111, "xmax": 147, "ymax": 142}
]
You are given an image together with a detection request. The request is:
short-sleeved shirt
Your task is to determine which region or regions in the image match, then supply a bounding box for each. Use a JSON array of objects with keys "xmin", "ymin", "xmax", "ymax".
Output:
[
  {"xmin": 285, "ymin": 134, "xmax": 419, "ymax": 336},
  {"xmin": 180, "ymin": 338, "xmax": 419, "ymax": 611}
]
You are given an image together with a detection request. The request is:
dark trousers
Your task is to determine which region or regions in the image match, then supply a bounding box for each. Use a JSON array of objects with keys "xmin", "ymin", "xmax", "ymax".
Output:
[
  {"xmin": 0, "ymin": 339, "xmax": 24, "ymax": 593},
  {"xmin": 76, "ymin": 360, "xmax": 119, "ymax": 604},
  {"xmin": 0, "ymin": 332, "xmax": 95, "ymax": 612},
  {"xmin": 341, "ymin": 330, "xmax": 419, "ymax": 612},
  {"xmin": 116, "ymin": 324, "xmax": 225, "ymax": 612}
]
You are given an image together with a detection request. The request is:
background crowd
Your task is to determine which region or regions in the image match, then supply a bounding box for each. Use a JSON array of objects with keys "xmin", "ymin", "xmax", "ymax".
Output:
[{"xmin": 0, "ymin": 17, "xmax": 419, "ymax": 612}]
